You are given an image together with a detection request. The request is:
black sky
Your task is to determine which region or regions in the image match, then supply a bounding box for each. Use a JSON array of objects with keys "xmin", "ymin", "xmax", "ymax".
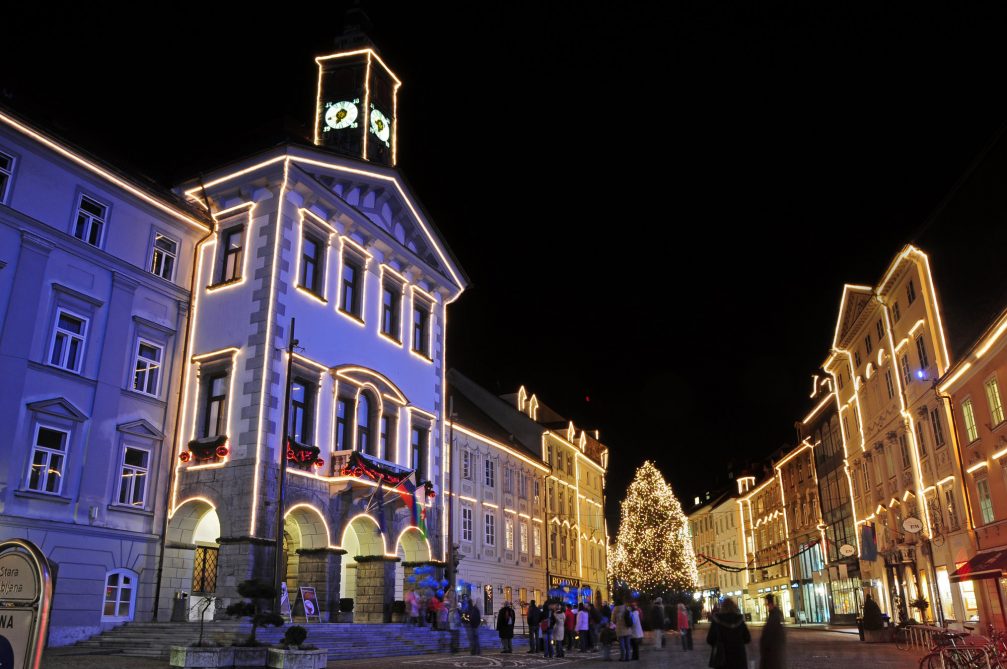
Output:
[{"xmin": 5, "ymin": 1, "xmax": 1007, "ymax": 526}]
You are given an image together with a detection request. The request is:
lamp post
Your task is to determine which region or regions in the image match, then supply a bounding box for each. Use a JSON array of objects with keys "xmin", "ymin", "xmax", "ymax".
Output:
[{"xmin": 273, "ymin": 318, "xmax": 297, "ymax": 613}]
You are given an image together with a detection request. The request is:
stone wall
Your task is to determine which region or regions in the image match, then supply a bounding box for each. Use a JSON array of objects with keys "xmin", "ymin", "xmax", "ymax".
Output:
[{"xmin": 354, "ymin": 559, "xmax": 397, "ymax": 623}]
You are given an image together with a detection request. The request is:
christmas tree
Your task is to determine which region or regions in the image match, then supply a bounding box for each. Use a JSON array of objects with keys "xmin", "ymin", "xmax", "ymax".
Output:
[{"xmin": 609, "ymin": 461, "xmax": 698, "ymax": 594}]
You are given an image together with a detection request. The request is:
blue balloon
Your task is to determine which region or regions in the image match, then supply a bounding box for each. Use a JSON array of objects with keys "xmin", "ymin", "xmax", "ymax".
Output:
[{"xmin": 437, "ymin": 589, "xmax": 445, "ymax": 598}]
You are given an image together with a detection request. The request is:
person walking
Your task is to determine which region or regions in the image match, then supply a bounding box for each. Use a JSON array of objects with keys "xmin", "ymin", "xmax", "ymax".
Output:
[
  {"xmin": 576, "ymin": 603, "xmax": 591, "ymax": 652},
  {"xmin": 527, "ymin": 600, "xmax": 541, "ymax": 653},
  {"xmin": 497, "ymin": 600, "xmax": 516, "ymax": 653},
  {"xmin": 589, "ymin": 602, "xmax": 601, "ymax": 651},
  {"xmin": 600, "ymin": 616, "xmax": 616, "ymax": 661},
  {"xmin": 406, "ymin": 590, "xmax": 419, "ymax": 626},
  {"xmin": 649, "ymin": 598, "xmax": 666, "ymax": 649},
  {"xmin": 466, "ymin": 601, "xmax": 482, "ymax": 655},
  {"xmin": 613, "ymin": 598, "xmax": 631, "ymax": 662},
  {"xmin": 677, "ymin": 602, "xmax": 693, "ymax": 651},
  {"xmin": 706, "ymin": 597, "xmax": 751, "ymax": 669},
  {"xmin": 553, "ymin": 604, "xmax": 567, "ymax": 657},
  {"xmin": 629, "ymin": 601, "xmax": 644, "ymax": 660},
  {"xmin": 759, "ymin": 594, "xmax": 785, "ymax": 669}
]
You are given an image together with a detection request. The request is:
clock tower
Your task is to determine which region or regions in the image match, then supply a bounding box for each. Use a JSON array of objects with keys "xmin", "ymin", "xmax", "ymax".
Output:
[{"xmin": 314, "ymin": 19, "xmax": 401, "ymax": 166}]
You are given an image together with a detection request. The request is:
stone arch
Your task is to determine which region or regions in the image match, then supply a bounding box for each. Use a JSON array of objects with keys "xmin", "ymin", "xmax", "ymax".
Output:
[
  {"xmin": 339, "ymin": 514, "xmax": 390, "ymax": 620},
  {"xmin": 395, "ymin": 526, "xmax": 432, "ymax": 602},
  {"xmin": 158, "ymin": 498, "xmax": 222, "ymax": 621}
]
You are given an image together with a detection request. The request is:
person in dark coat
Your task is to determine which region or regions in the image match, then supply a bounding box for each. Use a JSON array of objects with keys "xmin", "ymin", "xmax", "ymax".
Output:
[
  {"xmin": 527, "ymin": 600, "xmax": 541, "ymax": 653},
  {"xmin": 759, "ymin": 594, "xmax": 785, "ymax": 669},
  {"xmin": 706, "ymin": 597, "xmax": 751, "ymax": 669},
  {"xmin": 497, "ymin": 601, "xmax": 516, "ymax": 653},
  {"xmin": 466, "ymin": 601, "xmax": 482, "ymax": 655}
]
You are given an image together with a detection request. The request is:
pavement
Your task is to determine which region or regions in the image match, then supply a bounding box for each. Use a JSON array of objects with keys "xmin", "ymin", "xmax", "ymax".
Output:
[{"xmin": 40, "ymin": 625, "xmax": 921, "ymax": 668}]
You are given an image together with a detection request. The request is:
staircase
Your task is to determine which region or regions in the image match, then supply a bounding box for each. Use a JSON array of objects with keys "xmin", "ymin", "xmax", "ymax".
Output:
[{"xmin": 72, "ymin": 622, "xmax": 510, "ymax": 660}]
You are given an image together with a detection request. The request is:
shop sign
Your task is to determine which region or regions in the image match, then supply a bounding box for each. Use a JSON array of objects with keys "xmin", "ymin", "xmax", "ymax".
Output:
[
  {"xmin": 0, "ymin": 539, "xmax": 52, "ymax": 669},
  {"xmin": 839, "ymin": 544, "xmax": 856, "ymax": 557},
  {"xmin": 903, "ymin": 517, "xmax": 923, "ymax": 534}
]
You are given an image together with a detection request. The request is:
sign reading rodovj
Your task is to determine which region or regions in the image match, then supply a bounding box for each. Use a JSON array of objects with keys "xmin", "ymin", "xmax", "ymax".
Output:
[{"xmin": 0, "ymin": 539, "xmax": 53, "ymax": 669}]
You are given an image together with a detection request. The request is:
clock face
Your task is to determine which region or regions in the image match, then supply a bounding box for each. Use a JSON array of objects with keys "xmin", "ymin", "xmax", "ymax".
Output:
[
  {"xmin": 369, "ymin": 107, "xmax": 392, "ymax": 146},
  {"xmin": 324, "ymin": 100, "xmax": 358, "ymax": 130}
]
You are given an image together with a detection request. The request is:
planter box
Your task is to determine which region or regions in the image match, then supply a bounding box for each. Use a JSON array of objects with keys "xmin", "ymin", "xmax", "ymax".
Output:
[
  {"xmin": 863, "ymin": 628, "xmax": 888, "ymax": 643},
  {"xmin": 170, "ymin": 646, "xmax": 235, "ymax": 668},
  {"xmin": 337, "ymin": 611, "xmax": 353, "ymax": 623},
  {"xmin": 267, "ymin": 648, "xmax": 328, "ymax": 669},
  {"xmin": 232, "ymin": 646, "xmax": 269, "ymax": 667}
]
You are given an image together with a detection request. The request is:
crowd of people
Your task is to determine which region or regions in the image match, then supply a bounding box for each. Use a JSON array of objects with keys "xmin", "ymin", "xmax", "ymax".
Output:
[{"xmin": 399, "ymin": 588, "xmax": 785, "ymax": 666}]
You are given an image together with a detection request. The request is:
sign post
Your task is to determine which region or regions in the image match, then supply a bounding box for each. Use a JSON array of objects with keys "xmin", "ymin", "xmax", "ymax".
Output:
[
  {"xmin": 0, "ymin": 539, "xmax": 53, "ymax": 669},
  {"xmin": 299, "ymin": 587, "xmax": 321, "ymax": 623}
]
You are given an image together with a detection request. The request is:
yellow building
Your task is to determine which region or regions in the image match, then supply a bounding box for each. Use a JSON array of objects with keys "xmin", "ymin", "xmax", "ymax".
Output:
[{"xmin": 823, "ymin": 245, "xmax": 973, "ymax": 624}]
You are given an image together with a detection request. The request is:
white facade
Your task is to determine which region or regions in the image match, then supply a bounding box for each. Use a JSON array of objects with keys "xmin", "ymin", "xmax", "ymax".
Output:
[{"xmin": 0, "ymin": 109, "xmax": 208, "ymax": 644}]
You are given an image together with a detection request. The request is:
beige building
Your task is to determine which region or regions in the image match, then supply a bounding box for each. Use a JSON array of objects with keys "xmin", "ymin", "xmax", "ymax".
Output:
[
  {"xmin": 738, "ymin": 472, "xmax": 792, "ymax": 621},
  {"xmin": 689, "ymin": 492, "xmax": 747, "ymax": 614},
  {"xmin": 824, "ymin": 245, "xmax": 972, "ymax": 624}
]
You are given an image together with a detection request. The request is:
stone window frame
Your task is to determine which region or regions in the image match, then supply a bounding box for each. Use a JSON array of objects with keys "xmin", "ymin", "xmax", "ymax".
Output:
[{"xmin": 101, "ymin": 568, "xmax": 138, "ymax": 622}]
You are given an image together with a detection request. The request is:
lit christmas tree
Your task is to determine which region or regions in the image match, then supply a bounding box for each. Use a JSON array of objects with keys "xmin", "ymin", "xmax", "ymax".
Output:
[{"xmin": 609, "ymin": 461, "xmax": 699, "ymax": 594}]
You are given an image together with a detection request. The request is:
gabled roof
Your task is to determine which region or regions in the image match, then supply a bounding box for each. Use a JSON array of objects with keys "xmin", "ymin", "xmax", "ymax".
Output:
[
  {"xmin": 447, "ymin": 370, "xmax": 544, "ymax": 460},
  {"xmin": 832, "ymin": 284, "xmax": 874, "ymax": 350}
]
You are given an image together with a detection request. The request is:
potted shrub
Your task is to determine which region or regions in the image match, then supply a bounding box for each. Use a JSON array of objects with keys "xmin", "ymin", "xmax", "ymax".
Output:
[
  {"xmin": 391, "ymin": 600, "xmax": 406, "ymax": 623},
  {"xmin": 226, "ymin": 579, "xmax": 285, "ymax": 667},
  {"xmin": 910, "ymin": 598, "xmax": 930, "ymax": 623},
  {"xmin": 861, "ymin": 595, "xmax": 886, "ymax": 643},
  {"xmin": 338, "ymin": 598, "xmax": 354, "ymax": 623},
  {"xmin": 171, "ymin": 597, "xmax": 234, "ymax": 668},
  {"xmin": 267, "ymin": 626, "xmax": 328, "ymax": 669}
]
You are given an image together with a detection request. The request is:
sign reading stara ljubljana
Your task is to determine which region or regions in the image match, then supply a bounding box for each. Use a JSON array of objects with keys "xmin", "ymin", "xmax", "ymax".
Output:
[{"xmin": 0, "ymin": 540, "xmax": 53, "ymax": 669}]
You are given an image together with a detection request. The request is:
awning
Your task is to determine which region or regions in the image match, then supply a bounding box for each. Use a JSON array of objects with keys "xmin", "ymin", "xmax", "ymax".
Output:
[{"xmin": 950, "ymin": 549, "xmax": 1007, "ymax": 583}]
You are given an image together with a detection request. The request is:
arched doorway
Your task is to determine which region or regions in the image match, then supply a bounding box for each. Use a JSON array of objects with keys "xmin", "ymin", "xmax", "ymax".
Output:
[
  {"xmin": 395, "ymin": 527, "xmax": 432, "ymax": 603},
  {"xmin": 160, "ymin": 498, "xmax": 220, "ymax": 622},
  {"xmin": 340, "ymin": 514, "xmax": 387, "ymax": 622},
  {"xmin": 282, "ymin": 505, "xmax": 332, "ymax": 619}
]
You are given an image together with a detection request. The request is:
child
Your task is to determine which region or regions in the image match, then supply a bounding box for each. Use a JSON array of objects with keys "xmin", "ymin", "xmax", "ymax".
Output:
[{"xmin": 599, "ymin": 621, "xmax": 616, "ymax": 661}]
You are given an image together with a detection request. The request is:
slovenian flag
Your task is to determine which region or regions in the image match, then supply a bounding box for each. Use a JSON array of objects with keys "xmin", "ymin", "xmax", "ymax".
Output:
[{"xmin": 396, "ymin": 478, "xmax": 427, "ymax": 539}]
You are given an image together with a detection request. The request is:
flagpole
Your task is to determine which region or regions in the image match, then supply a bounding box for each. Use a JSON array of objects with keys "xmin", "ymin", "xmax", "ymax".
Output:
[
  {"xmin": 446, "ymin": 395, "xmax": 457, "ymax": 599},
  {"xmin": 273, "ymin": 317, "xmax": 296, "ymax": 613}
]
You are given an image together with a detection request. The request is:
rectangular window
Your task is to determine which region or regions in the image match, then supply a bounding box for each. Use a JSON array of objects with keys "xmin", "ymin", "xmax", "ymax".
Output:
[
  {"xmin": 916, "ymin": 336, "xmax": 929, "ymax": 371},
  {"xmin": 885, "ymin": 369, "xmax": 895, "ymax": 400},
  {"xmin": 503, "ymin": 467, "xmax": 513, "ymax": 494},
  {"xmin": 381, "ymin": 284, "xmax": 401, "ymax": 340},
  {"xmin": 876, "ymin": 319, "xmax": 885, "ymax": 341},
  {"xmin": 27, "ymin": 425, "xmax": 68, "ymax": 494},
  {"xmin": 533, "ymin": 527, "xmax": 542, "ymax": 557},
  {"xmin": 300, "ymin": 234, "xmax": 322, "ymax": 295},
  {"xmin": 943, "ymin": 485, "xmax": 959, "ymax": 531},
  {"xmin": 854, "ymin": 350, "xmax": 862, "ymax": 368},
  {"xmin": 901, "ymin": 354, "xmax": 912, "ymax": 386},
  {"xmin": 916, "ymin": 421, "xmax": 928, "ymax": 459},
  {"xmin": 203, "ymin": 374, "xmax": 227, "ymax": 438},
  {"xmin": 220, "ymin": 227, "xmax": 243, "ymax": 283},
  {"xmin": 963, "ymin": 399, "xmax": 979, "ymax": 443},
  {"xmin": 930, "ymin": 408, "xmax": 946, "ymax": 448},
  {"xmin": 462, "ymin": 507, "xmax": 473, "ymax": 542},
  {"xmin": 73, "ymin": 195, "xmax": 107, "ymax": 246},
  {"xmin": 192, "ymin": 546, "xmax": 218, "ymax": 594},
  {"xmin": 336, "ymin": 399, "xmax": 348, "ymax": 450},
  {"xmin": 505, "ymin": 518, "xmax": 514, "ymax": 550},
  {"xmin": 132, "ymin": 339, "xmax": 163, "ymax": 396},
  {"xmin": 838, "ymin": 372, "xmax": 844, "ymax": 390},
  {"xmin": 485, "ymin": 513, "xmax": 496, "ymax": 546},
  {"xmin": 865, "ymin": 334, "xmax": 873, "ymax": 355},
  {"xmin": 380, "ymin": 416, "xmax": 390, "ymax": 459},
  {"xmin": 485, "ymin": 459, "xmax": 495, "ymax": 488},
  {"xmin": 520, "ymin": 523, "xmax": 529, "ymax": 553},
  {"xmin": 49, "ymin": 309, "xmax": 88, "ymax": 373},
  {"xmin": 117, "ymin": 446, "xmax": 149, "ymax": 507},
  {"xmin": 289, "ymin": 379, "xmax": 313, "ymax": 444},
  {"xmin": 893, "ymin": 301, "xmax": 901, "ymax": 323},
  {"xmin": 986, "ymin": 378, "xmax": 1005, "ymax": 426},
  {"xmin": 411, "ymin": 427, "xmax": 428, "ymax": 482},
  {"xmin": 150, "ymin": 233, "xmax": 177, "ymax": 281},
  {"xmin": 566, "ymin": 453, "xmax": 574, "ymax": 475},
  {"xmin": 978, "ymin": 478, "xmax": 995, "ymax": 524},
  {"xmin": 412, "ymin": 303, "xmax": 429, "ymax": 357},
  {"xmin": 0, "ymin": 150, "xmax": 13, "ymax": 203},
  {"xmin": 49, "ymin": 310, "xmax": 88, "ymax": 372},
  {"xmin": 462, "ymin": 450, "xmax": 472, "ymax": 480},
  {"xmin": 533, "ymin": 479, "xmax": 541, "ymax": 505},
  {"xmin": 907, "ymin": 279, "xmax": 917, "ymax": 305},
  {"xmin": 340, "ymin": 256, "xmax": 362, "ymax": 318}
]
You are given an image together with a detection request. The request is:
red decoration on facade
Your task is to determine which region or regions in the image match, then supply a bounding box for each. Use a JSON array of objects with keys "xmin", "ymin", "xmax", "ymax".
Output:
[
  {"xmin": 215, "ymin": 445, "xmax": 229, "ymax": 457},
  {"xmin": 179, "ymin": 451, "xmax": 191, "ymax": 463}
]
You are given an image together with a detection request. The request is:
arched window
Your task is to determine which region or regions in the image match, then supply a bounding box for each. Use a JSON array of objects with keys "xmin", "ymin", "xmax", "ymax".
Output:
[
  {"xmin": 102, "ymin": 569, "xmax": 137, "ymax": 621},
  {"xmin": 356, "ymin": 393, "xmax": 370, "ymax": 452}
]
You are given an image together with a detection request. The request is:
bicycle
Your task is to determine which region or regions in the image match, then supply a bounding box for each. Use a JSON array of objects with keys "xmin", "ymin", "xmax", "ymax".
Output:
[
  {"xmin": 919, "ymin": 631, "xmax": 997, "ymax": 669},
  {"xmin": 895, "ymin": 626, "xmax": 911, "ymax": 651}
]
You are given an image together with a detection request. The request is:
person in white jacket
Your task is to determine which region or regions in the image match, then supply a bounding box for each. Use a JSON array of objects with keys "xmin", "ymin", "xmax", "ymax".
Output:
[
  {"xmin": 552, "ymin": 604, "xmax": 567, "ymax": 657},
  {"xmin": 629, "ymin": 602, "xmax": 644, "ymax": 660},
  {"xmin": 576, "ymin": 603, "xmax": 591, "ymax": 652}
]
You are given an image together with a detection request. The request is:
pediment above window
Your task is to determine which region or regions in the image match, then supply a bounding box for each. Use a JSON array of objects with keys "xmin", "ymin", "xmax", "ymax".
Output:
[
  {"xmin": 117, "ymin": 419, "xmax": 165, "ymax": 440},
  {"xmin": 26, "ymin": 397, "xmax": 87, "ymax": 422},
  {"xmin": 331, "ymin": 365, "xmax": 409, "ymax": 406}
]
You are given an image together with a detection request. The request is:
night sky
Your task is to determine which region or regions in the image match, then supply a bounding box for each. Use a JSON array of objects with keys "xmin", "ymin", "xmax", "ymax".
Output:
[{"xmin": 5, "ymin": 2, "xmax": 1007, "ymax": 528}]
